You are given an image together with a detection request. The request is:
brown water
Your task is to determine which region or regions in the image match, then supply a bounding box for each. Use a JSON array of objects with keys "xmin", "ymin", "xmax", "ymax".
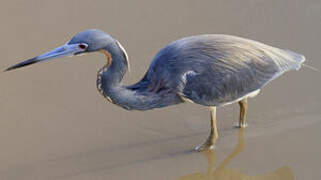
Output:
[{"xmin": 1, "ymin": 0, "xmax": 321, "ymax": 179}]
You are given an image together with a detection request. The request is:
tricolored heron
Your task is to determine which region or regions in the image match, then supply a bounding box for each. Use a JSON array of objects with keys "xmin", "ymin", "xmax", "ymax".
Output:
[{"xmin": 6, "ymin": 29, "xmax": 305, "ymax": 151}]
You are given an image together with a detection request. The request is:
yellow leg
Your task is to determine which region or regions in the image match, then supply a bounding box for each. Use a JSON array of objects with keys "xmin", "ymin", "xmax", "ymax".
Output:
[
  {"xmin": 210, "ymin": 106, "xmax": 218, "ymax": 141},
  {"xmin": 195, "ymin": 106, "xmax": 218, "ymax": 152},
  {"xmin": 238, "ymin": 98, "xmax": 248, "ymax": 128}
]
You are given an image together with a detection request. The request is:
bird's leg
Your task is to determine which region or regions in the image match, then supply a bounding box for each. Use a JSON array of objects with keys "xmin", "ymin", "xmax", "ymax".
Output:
[
  {"xmin": 238, "ymin": 98, "xmax": 248, "ymax": 128},
  {"xmin": 195, "ymin": 106, "xmax": 218, "ymax": 152}
]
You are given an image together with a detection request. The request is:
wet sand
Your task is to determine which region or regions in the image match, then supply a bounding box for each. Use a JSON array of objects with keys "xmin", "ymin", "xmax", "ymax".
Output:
[{"xmin": 1, "ymin": 0, "xmax": 321, "ymax": 179}]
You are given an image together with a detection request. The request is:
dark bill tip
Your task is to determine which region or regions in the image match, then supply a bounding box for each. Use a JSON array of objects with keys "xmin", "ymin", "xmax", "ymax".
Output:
[{"xmin": 4, "ymin": 57, "xmax": 39, "ymax": 72}]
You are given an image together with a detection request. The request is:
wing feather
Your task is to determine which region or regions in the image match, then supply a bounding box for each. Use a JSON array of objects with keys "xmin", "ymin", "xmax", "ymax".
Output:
[{"xmin": 129, "ymin": 35, "xmax": 305, "ymax": 106}]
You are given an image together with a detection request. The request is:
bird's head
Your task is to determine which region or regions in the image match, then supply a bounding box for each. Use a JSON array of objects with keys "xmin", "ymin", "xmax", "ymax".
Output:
[{"xmin": 5, "ymin": 29, "xmax": 117, "ymax": 71}]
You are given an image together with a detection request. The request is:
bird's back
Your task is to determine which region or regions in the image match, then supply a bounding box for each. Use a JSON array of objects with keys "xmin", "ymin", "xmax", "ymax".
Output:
[{"xmin": 131, "ymin": 34, "xmax": 305, "ymax": 106}]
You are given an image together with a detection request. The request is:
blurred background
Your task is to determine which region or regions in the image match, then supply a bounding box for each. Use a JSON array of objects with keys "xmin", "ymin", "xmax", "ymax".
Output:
[{"xmin": 0, "ymin": 0, "xmax": 320, "ymax": 179}]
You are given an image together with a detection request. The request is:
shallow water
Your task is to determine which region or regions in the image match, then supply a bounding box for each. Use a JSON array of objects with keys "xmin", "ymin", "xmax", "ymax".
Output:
[
  {"xmin": 177, "ymin": 129, "xmax": 294, "ymax": 180},
  {"xmin": 0, "ymin": 0, "xmax": 321, "ymax": 179}
]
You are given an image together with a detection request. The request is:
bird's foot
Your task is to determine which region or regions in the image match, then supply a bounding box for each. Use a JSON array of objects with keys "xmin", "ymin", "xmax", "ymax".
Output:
[
  {"xmin": 234, "ymin": 122, "xmax": 248, "ymax": 128},
  {"xmin": 194, "ymin": 140, "xmax": 216, "ymax": 152}
]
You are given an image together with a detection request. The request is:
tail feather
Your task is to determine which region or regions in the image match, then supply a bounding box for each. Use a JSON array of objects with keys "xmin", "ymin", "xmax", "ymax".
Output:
[
  {"xmin": 285, "ymin": 49, "xmax": 305, "ymax": 63},
  {"xmin": 284, "ymin": 50, "xmax": 319, "ymax": 72},
  {"xmin": 284, "ymin": 49, "xmax": 305, "ymax": 70}
]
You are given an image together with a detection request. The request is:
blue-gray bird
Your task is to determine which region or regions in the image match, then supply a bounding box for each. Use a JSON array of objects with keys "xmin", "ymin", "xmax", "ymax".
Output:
[{"xmin": 6, "ymin": 29, "xmax": 305, "ymax": 151}]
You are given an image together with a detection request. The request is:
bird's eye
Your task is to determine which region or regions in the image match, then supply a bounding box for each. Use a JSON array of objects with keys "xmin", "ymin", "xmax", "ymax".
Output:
[{"xmin": 78, "ymin": 44, "xmax": 87, "ymax": 49}]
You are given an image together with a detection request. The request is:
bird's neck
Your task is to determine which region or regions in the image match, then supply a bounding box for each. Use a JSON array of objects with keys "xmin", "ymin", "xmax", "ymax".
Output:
[
  {"xmin": 96, "ymin": 42, "xmax": 182, "ymax": 110},
  {"xmin": 99, "ymin": 43, "xmax": 128, "ymax": 88}
]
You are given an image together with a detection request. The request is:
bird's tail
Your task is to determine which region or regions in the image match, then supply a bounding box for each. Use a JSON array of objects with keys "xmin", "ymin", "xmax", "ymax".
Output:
[
  {"xmin": 283, "ymin": 50, "xmax": 319, "ymax": 72},
  {"xmin": 284, "ymin": 49, "xmax": 306, "ymax": 70}
]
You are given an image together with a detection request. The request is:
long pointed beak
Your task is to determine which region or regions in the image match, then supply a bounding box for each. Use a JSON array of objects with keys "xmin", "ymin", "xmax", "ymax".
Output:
[{"xmin": 5, "ymin": 43, "xmax": 86, "ymax": 72}]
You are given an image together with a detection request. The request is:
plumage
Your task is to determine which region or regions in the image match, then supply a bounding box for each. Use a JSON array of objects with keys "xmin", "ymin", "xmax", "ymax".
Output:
[
  {"xmin": 6, "ymin": 29, "xmax": 305, "ymax": 151},
  {"xmin": 129, "ymin": 34, "xmax": 305, "ymax": 107}
]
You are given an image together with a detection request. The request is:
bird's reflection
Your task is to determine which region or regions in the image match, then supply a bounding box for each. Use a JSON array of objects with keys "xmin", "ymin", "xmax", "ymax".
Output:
[{"xmin": 176, "ymin": 129, "xmax": 294, "ymax": 180}]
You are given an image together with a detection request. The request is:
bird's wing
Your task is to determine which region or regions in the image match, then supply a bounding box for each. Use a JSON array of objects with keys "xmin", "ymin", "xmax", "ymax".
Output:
[{"xmin": 144, "ymin": 35, "xmax": 305, "ymax": 106}]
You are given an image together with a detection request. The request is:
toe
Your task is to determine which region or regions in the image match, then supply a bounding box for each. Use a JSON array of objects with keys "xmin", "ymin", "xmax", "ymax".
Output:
[
  {"xmin": 233, "ymin": 122, "xmax": 248, "ymax": 128},
  {"xmin": 194, "ymin": 143, "xmax": 216, "ymax": 152},
  {"xmin": 240, "ymin": 122, "xmax": 248, "ymax": 128}
]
